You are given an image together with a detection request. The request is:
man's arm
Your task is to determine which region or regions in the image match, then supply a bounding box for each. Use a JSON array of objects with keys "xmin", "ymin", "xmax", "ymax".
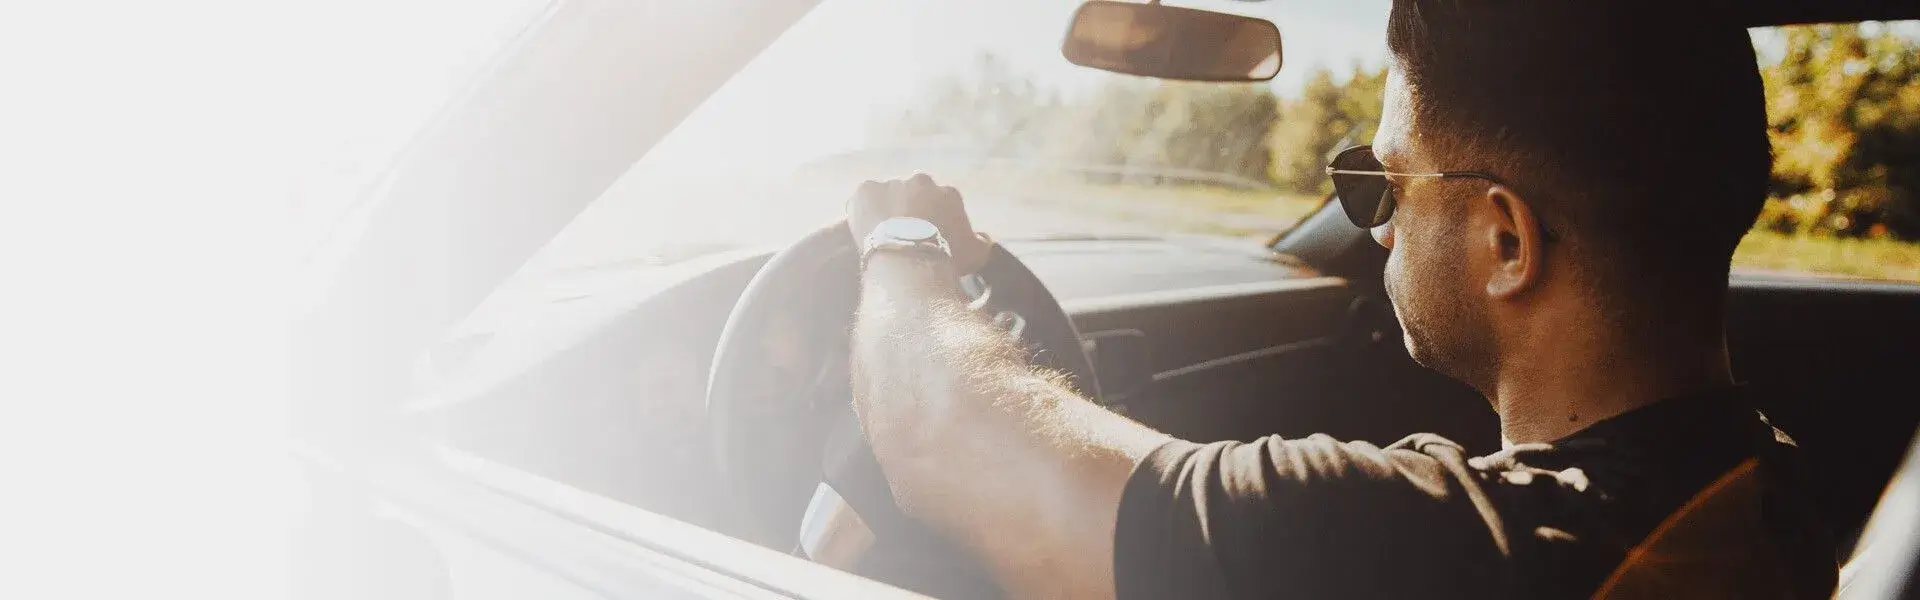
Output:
[
  {"xmin": 853, "ymin": 252, "xmax": 1169, "ymax": 600},
  {"xmin": 842, "ymin": 176, "xmax": 1515, "ymax": 600},
  {"xmin": 846, "ymin": 177, "xmax": 1169, "ymax": 599}
]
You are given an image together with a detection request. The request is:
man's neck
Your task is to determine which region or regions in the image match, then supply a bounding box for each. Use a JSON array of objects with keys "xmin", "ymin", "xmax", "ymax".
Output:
[{"xmin": 1489, "ymin": 316, "xmax": 1736, "ymax": 444}]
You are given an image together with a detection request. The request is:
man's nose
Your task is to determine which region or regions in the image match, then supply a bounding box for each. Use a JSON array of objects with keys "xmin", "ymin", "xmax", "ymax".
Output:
[{"xmin": 1369, "ymin": 220, "xmax": 1395, "ymax": 249}]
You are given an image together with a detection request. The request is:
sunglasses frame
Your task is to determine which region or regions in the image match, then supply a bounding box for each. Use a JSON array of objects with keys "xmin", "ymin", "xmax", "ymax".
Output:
[{"xmin": 1324, "ymin": 145, "xmax": 1558, "ymax": 242}]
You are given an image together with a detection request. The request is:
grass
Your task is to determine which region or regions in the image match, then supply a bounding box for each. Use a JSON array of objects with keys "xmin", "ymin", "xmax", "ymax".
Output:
[
  {"xmin": 950, "ymin": 173, "xmax": 1328, "ymax": 239},
  {"xmin": 1732, "ymin": 230, "xmax": 1920, "ymax": 282}
]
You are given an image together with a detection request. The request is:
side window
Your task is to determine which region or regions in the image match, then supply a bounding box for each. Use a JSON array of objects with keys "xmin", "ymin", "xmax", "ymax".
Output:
[{"xmin": 1737, "ymin": 22, "xmax": 1920, "ymax": 282}]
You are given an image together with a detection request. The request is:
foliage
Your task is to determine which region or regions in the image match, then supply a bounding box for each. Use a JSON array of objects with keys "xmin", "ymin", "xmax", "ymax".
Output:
[
  {"xmin": 1106, "ymin": 81, "xmax": 1278, "ymax": 186},
  {"xmin": 1269, "ymin": 66, "xmax": 1387, "ymax": 194},
  {"xmin": 870, "ymin": 20, "xmax": 1920, "ymax": 257},
  {"xmin": 1760, "ymin": 24, "xmax": 1920, "ymax": 240}
]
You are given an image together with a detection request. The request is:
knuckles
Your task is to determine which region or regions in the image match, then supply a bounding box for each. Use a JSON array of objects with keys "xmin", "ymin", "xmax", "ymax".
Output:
[{"xmin": 852, "ymin": 174, "xmax": 966, "ymax": 218}]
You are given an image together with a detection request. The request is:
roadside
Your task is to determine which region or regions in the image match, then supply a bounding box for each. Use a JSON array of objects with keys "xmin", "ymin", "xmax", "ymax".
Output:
[
  {"xmin": 976, "ymin": 175, "xmax": 1920, "ymax": 283},
  {"xmin": 1731, "ymin": 230, "xmax": 1920, "ymax": 282}
]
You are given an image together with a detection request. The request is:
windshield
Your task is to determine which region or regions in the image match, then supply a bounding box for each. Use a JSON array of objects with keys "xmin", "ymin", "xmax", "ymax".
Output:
[
  {"xmin": 510, "ymin": 0, "xmax": 1389, "ymax": 279},
  {"xmin": 494, "ymin": 2, "xmax": 1920, "ymax": 297}
]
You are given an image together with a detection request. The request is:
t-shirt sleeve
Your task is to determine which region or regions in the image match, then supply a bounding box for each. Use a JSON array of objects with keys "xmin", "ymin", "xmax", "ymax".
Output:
[{"xmin": 1113, "ymin": 434, "xmax": 1514, "ymax": 599}]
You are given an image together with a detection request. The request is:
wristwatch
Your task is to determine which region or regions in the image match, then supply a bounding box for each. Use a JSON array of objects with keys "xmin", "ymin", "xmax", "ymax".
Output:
[{"xmin": 859, "ymin": 217, "xmax": 951, "ymax": 268}]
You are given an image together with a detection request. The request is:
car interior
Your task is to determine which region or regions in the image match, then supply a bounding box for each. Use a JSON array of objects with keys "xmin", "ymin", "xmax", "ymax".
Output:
[
  {"xmin": 295, "ymin": 0, "xmax": 1920, "ymax": 598},
  {"xmin": 434, "ymin": 200, "xmax": 1920, "ymax": 585}
]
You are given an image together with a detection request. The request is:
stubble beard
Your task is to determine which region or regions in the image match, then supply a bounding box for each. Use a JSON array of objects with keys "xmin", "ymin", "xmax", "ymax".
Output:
[{"xmin": 1388, "ymin": 236, "xmax": 1496, "ymax": 392}]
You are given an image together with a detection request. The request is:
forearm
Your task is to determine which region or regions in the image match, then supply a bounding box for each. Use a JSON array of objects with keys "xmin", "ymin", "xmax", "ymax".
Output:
[{"xmin": 852, "ymin": 253, "xmax": 1171, "ymax": 600}]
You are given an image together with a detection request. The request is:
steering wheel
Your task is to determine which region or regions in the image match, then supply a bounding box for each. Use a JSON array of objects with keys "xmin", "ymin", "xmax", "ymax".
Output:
[{"xmin": 705, "ymin": 222, "xmax": 1099, "ymax": 598}]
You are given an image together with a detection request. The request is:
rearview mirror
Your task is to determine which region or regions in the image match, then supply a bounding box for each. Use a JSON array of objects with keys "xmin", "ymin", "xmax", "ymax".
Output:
[{"xmin": 1062, "ymin": 1, "xmax": 1282, "ymax": 82}]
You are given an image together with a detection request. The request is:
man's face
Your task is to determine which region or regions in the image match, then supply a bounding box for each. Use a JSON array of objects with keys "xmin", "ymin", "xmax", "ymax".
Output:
[{"xmin": 1369, "ymin": 71, "xmax": 1494, "ymax": 384}]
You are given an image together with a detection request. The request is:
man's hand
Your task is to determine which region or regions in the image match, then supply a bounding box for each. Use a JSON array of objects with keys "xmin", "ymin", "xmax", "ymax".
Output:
[
  {"xmin": 846, "ymin": 173, "xmax": 991, "ymax": 274},
  {"xmin": 845, "ymin": 173, "xmax": 1171, "ymax": 600}
]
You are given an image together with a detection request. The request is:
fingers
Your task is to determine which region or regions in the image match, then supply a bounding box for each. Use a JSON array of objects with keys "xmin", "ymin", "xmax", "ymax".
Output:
[
  {"xmin": 854, "ymin": 174, "xmax": 949, "ymax": 205},
  {"xmin": 937, "ymin": 185, "xmax": 962, "ymax": 207}
]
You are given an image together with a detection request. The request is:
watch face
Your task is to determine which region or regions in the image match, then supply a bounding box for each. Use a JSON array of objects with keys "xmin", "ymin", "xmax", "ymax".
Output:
[{"xmin": 882, "ymin": 217, "xmax": 941, "ymax": 242}]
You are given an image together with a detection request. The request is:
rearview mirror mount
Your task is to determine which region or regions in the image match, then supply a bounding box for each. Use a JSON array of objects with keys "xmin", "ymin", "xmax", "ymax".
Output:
[{"xmin": 1062, "ymin": 0, "xmax": 1282, "ymax": 82}]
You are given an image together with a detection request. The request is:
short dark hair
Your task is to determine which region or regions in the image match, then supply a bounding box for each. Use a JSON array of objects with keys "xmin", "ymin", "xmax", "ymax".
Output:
[{"xmin": 1386, "ymin": 1, "xmax": 1770, "ymax": 298}]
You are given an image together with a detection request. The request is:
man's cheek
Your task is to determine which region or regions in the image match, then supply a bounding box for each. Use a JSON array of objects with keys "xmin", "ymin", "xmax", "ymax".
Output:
[
  {"xmin": 1380, "ymin": 247, "xmax": 1410, "ymax": 320},
  {"xmin": 1383, "ymin": 239, "xmax": 1409, "ymax": 289}
]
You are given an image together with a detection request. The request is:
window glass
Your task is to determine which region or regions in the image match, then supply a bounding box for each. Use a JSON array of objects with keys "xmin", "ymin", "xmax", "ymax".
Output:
[
  {"xmin": 508, "ymin": 10, "xmax": 1920, "ymax": 288},
  {"xmin": 1737, "ymin": 21, "xmax": 1920, "ymax": 282},
  {"xmin": 438, "ymin": 7, "xmax": 1920, "ymax": 526},
  {"xmin": 510, "ymin": 0, "xmax": 1392, "ymax": 282}
]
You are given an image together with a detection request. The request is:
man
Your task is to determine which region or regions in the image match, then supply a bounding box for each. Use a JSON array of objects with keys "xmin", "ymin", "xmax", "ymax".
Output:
[{"xmin": 843, "ymin": 2, "xmax": 1835, "ymax": 598}]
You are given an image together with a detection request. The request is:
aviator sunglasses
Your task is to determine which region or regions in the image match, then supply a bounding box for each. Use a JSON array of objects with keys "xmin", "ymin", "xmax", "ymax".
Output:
[{"xmin": 1324, "ymin": 145, "xmax": 1557, "ymax": 242}]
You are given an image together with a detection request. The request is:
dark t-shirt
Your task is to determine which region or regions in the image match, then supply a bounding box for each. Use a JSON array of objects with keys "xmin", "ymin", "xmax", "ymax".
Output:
[{"xmin": 1113, "ymin": 387, "xmax": 1837, "ymax": 599}]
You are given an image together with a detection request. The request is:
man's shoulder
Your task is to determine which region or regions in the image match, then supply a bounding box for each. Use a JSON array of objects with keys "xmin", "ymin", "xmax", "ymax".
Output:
[
  {"xmin": 1115, "ymin": 410, "xmax": 1835, "ymax": 600},
  {"xmin": 1589, "ymin": 456, "xmax": 1837, "ymax": 598},
  {"xmin": 1439, "ymin": 399, "xmax": 1837, "ymax": 598}
]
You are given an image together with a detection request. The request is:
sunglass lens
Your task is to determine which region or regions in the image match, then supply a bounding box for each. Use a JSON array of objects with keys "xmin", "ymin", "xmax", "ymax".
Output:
[{"xmin": 1330, "ymin": 146, "xmax": 1394, "ymax": 228}]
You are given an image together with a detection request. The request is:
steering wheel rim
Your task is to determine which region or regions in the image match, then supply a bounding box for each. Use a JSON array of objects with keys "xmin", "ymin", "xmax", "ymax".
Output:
[{"xmin": 703, "ymin": 221, "xmax": 1098, "ymax": 580}]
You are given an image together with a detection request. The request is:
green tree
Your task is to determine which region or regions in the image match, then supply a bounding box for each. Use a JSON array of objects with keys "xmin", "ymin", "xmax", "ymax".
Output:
[
  {"xmin": 1058, "ymin": 80, "xmax": 1278, "ymax": 185},
  {"xmin": 1046, "ymin": 77, "xmax": 1159, "ymax": 177},
  {"xmin": 1268, "ymin": 65, "xmax": 1387, "ymax": 194},
  {"xmin": 1760, "ymin": 24, "xmax": 1920, "ymax": 239},
  {"xmin": 1148, "ymin": 82, "xmax": 1280, "ymax": 185}
]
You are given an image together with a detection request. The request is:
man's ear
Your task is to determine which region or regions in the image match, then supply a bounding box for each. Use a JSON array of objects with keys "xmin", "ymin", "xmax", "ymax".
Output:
[{"xmin": 1482, "ymin": 185, "xmax": 1546, "ymax": 300}]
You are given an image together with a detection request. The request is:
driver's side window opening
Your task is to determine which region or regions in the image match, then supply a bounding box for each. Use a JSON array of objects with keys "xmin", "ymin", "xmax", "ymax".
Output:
[{"xmin": 1738, "ymin": 21, "xmax": 1920, "ymax": 282}]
